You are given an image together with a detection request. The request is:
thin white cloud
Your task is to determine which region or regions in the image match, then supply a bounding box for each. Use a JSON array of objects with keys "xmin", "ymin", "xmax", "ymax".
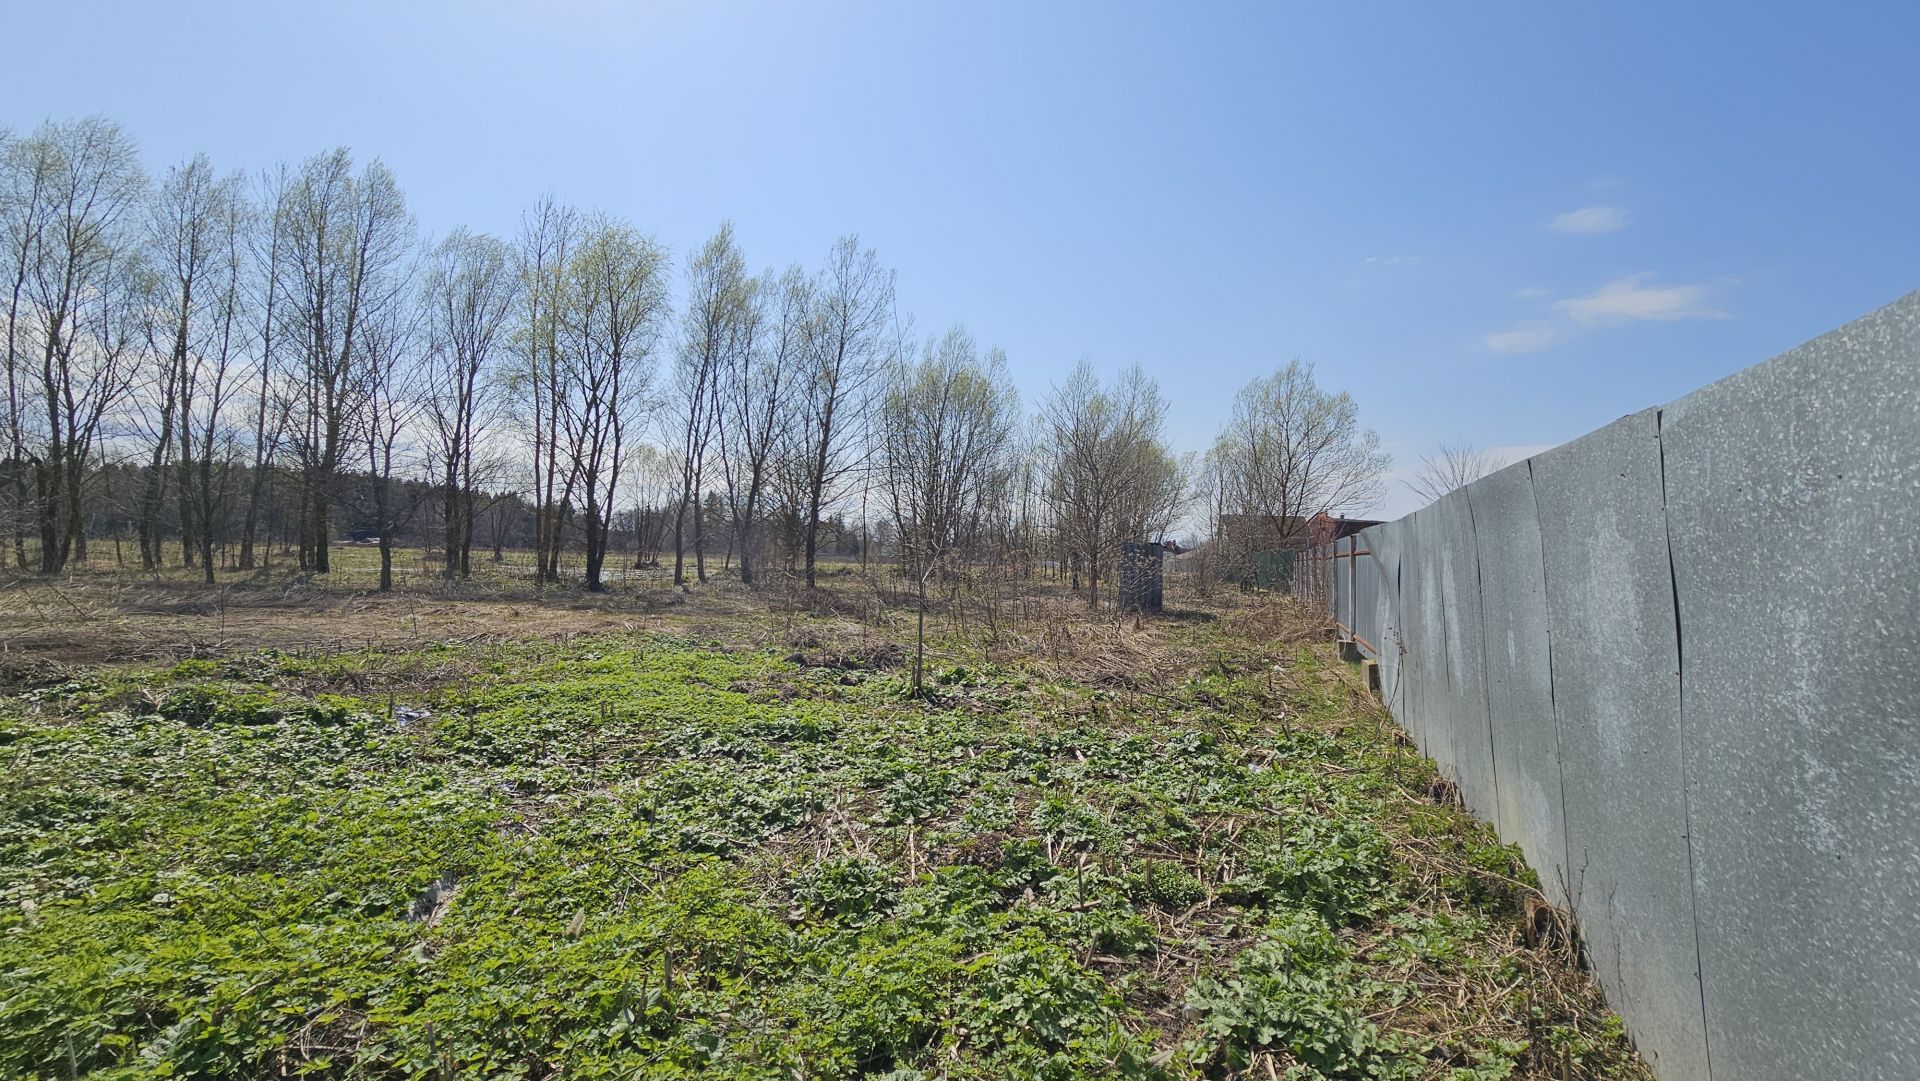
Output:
[
  {"xmin": 1485, "ymin": 322, "xmax": 1560, "ymax": 354},
  {"xmin": 1553, "ymin": 273, "xmax": 1725, "ymax": 325},
  {"xmin": 1364, "ymin": 254, "xmax": 1420, "ymax": 267},
  {"xmin": 1548, "ymin": 204, "xmax": 1630, "ymax": 234},
  {"xmin": 1510, "ymin": 286, "xmax": 1550, "ymax": 300}
]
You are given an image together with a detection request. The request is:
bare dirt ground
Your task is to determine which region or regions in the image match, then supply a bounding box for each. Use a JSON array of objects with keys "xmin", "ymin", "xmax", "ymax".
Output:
[
  {"xmin": 0, "ymin": 547, "xmax": 774, "ymax": 667},
  {"xmin": 0, "ymin": 550, "xmax": 1234, "ymax": 687}
]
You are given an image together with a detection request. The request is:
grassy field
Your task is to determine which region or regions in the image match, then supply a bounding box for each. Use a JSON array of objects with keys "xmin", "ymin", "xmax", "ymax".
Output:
[{"xmin": 0, "ymin": 578, "xmax": 1647, "ymax": 1080}]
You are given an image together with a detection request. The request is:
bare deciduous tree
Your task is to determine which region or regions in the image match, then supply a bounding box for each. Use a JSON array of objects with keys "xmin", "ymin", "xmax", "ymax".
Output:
[
  {"xmin": 1208, "ymin": 359, "xmax": 1388, "ymax": 566},
  {"xmin": 796, "ymin": 236, "xmax": 894, "ymax": 589},
  {"xmin": 624, "ymin": 441, "xmax": 679, "ymax": 567},
  {"xmin": 9, "ymin": 117, "xmax": 148, "ymax": 571},
  {"xmin": 0, "ymin": 122, "xmax": 40, "ymax": 569},
  {"xmin": 1043, "ymin": 362, "xmax": 1182, "ymax": 608},
  {"xmin": 421, "ymin": 229, "xmax": 517, "ymax": 579},
  {"xmin": 1403, "ymin": 441, "xmax": 1505, "ymax": 506},
  {"xmin": 718, "ymin": 265, "xmax": 802, "ymax": 587},
  {"xmin": 237, "ymin": 163, "xmax": 293, "ymax": 571},
  {"xmin": 279, "ymin": 149, "xmax": 413, "ymax": 574},
  {"xmin": 138, "ymin": 153, "xmax": 246, "ymax": 578},
  {"xmin": 179, "ymin": 166, "xmax": 249, "ymax": 583},
  {"xmin": 672, "ymin": 223, "xmax": 749, "ymax": 585},
  {"xmin": 513, "ymin": 197, "xmax": 579, "ymax": 585},
  {"xmin": 878, "ymin": 326, "xmax": 1019, "ymax": 690},
  {"xmin": 358, "ymin": 299, "xmax": 421, "ymax": 592},
  {"xmin": 561, "ymin": 217, "xmax": 667, "ymax": 592}
]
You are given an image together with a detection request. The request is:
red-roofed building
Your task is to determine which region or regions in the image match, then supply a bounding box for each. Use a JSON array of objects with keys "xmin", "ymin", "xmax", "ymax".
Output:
[{"xmin": 1306, "ymin": 511, "xmax": 1385, "ymax": 548}]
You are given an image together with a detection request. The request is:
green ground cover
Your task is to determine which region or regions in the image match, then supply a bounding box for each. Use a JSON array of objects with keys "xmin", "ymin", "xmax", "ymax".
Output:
[{"xmin": 0, "ymin": 620, "xmax": 1645, "ymax": 1080}]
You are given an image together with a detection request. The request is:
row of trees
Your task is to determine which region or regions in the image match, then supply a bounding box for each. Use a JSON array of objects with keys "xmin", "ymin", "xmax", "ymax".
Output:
[
  {"xmin": 1199, "ymin": 359, "xmax": 1391, "ymax": 578},
  {"xmin": 2, "ymin": 115, "xmax": 1400, "ymax": 604}
]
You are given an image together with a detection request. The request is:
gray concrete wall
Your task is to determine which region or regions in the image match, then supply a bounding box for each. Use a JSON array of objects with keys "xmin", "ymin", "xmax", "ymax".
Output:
[
  {"xmin": 1465, "ymin": 462, "xmax": 1567, "ymax": 909},
  {"xmin": 1318, "ymin": 289, "xmax": 1920, "ymax": 1081}
]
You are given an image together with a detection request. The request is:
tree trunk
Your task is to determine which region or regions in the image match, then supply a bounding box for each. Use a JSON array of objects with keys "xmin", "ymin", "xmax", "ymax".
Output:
[
  {"xmin": 671, "ymin": 494, "xmax": 689, "ymax": 586},
  {"xmin": 64, "ymin": 451, "xmax": 86, "ymax": 566},
  {"xmin": 137, "ymin": 442, "xmax": 168, "ymax": 571},
  {"xmin": 738, "ymin": 518, "xmax": 756, "ymax": 586},
  {"xmin": 372, "ymin": 465, "xmax": 393, "ymax": 592},
  {"xmin": 239, "ymin": 464, "xmax": 266, "ymax": 569},
  {"xmin": 693, "ymin": 493, "xmax": 707, "ymax": 583},
  {"xmin": 803, "ymin": 494, "xmax": 821, "ymax": 590},
  {"xmin": 458, "ymin": 485, "xmax": 473, "ymax": 578},
  {"xmin": 177, "ymin": 454, "xmax": 196, "ymax": 568},
  {"xmin": 584, "ymin": 503, "xmax": 605, "ymax": 592},
  {"xmin": 310, "ymin": 483, "xmax": 331, "ymax": 573},
  {"xmin": 34, "ymin": 457, "xmax": 58, "ymax": 572},
  {"xmin": 442, "ymin": 465, "xmax": 461, "ymax": 581},
  {"xmin": 10, "ymin": 479, "xmax": 25, "ymax": 567},
  {"xmin": 197, "ymin": 455, "xmax": 217, "ymax": 585},
  {"xmin": 913, "ymin": 571, "xmax": 928, "ymax": 697}
]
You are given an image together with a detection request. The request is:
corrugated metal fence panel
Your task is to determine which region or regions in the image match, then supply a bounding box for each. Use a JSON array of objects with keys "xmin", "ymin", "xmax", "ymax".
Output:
[
  {"xmin": 1661, "ymin": 292, "xmax": 1920, "ymax": 1081},
  {"xmin": 1352, "ymin": 539, "xmax": 1381, "ymax": 659},
  {"xmin": 1336, "ymin": 545, "xmax": 1351, "ymax": 629},
  {"xmin": 1336, "ymin": 546, "xmax": 1348, "ymax": 629},
  {"xmin": 1252, "ymin": 549, "xmax": 1296, "ymax": 591}
]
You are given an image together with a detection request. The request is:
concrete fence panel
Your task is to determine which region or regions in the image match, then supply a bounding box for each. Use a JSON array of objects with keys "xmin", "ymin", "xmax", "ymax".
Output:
[
  {"xmin": 1405, "ymin": 506, "xmax": 1453, "ymax": 773},
  {"xmin": 1659, "ymin": 293, "xmax": 1920, "ymax": 1081},
  {"xmin": 1365, "ymin": 522, "xmax": 1405, "ymax": 716},
  {"xmin": 1528, "ymin": 409, "xmax": 1711, "ymax": 1081},
  {"xmin": 1435, "ymin": 488, "xmax": 1499, "ymax": 819},
  {"xmin": 1464, "ymin": 461, "xmax": 1569, "ymax": 909},
  {"xmin": 1295, "ymin": 289, "xmax": 1920, "ymax": 1079}
]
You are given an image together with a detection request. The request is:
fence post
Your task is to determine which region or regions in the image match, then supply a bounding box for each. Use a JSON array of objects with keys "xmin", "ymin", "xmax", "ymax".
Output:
[{"xmin": 1347, "ymin": 533, "xmax": 1358, "ymax": 632}]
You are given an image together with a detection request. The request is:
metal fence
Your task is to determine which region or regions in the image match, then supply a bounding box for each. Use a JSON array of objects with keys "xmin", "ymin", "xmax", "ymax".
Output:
[
  {"xmin": 1294, "ymin": 535, "xmax": 1378, "ymax": 656},
  {"xmin": 1292, "ymin": 289, "xmax": 1920, "ymax": 1081},
  {"xmin": 1249, "ymin": 549, "xmax": 1296, "ymax": 592}
]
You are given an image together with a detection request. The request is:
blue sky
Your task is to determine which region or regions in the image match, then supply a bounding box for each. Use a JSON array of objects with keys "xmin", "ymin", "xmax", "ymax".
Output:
[{"xmin": 5, "ymin": 1, "xmax": 1915, "ymax": 517}]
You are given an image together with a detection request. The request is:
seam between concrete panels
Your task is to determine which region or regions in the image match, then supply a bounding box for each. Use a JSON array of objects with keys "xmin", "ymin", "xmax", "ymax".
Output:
[
  {"xmin": 1440, "ymin": 531, "xmax": 1454, "ymax": 696},
  {"xmin": 1656, "ymin": 407, "xmax": 1718, "ymax": 1081},
  {"xmin": 1417, "ymin": 519, "xmax": 1448, "ymax": 696},
  {"xmin": 1432, "ymin": 516, "xmax": 1456, "ymax": 784},
  {"xmin": 1526, "ymin": 457, "xmax": 1581, "ymax": 922},
  {"xmin": 1392, "ymin": 555, "xmax": 1406, "ymax": 716},
  {"xmin": 1365, "ymin": 546, "xmax": 1402, "ymax": 715},
  {"xmin": 1465, "ymin": 485, "xmax": 1503, "ymax": 825}
]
